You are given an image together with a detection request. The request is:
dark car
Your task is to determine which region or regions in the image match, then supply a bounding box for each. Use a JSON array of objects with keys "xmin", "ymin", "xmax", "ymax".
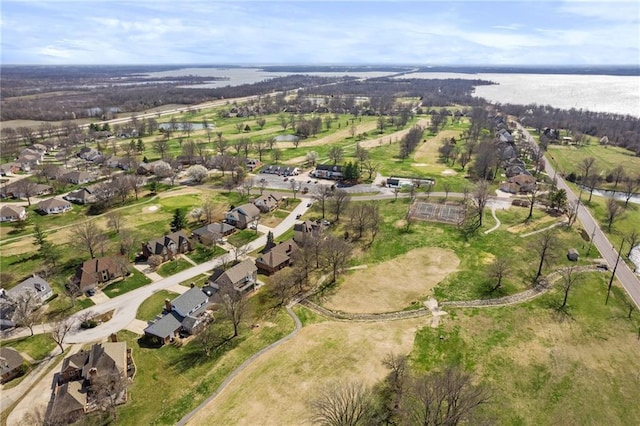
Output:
[
  {"xmin": 85, "ymin": 288, "xmax": 96, "ymax": 297},
  {"xmin": 296, "ymin": 214, "xmax": 302, "ymax": 219}
]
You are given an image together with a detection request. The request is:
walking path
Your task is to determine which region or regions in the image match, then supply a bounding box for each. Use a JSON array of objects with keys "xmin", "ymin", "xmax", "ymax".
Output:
[
  {"xmin": 520, "ymin": 220, "xmax": 568, "ymax": 238},
  {"xmin": 484, "ymin": 206, "xmax": 501, "ymax": 234}
]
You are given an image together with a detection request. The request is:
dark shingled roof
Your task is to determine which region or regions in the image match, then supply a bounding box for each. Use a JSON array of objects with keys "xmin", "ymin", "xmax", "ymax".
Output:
[{"xmin": 144, "ymin": 311, "xmax": 183, "ymax": 339}]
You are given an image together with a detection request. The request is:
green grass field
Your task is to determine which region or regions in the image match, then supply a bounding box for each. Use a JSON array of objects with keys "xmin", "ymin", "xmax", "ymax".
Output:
[
  {"xmin": 0, "ymin": 334, "xmax": 57, "ymax": 361},
  {"xmin": 157, "ymin": 258, "xmax": 193, "ymax": 278},
  {"xmin": 136, "ymin": 290, "xmax": 179, "ymax": 322},
  {"xmin": 103, "ymin": 269, "xmax": 152, "ymax": 298}
]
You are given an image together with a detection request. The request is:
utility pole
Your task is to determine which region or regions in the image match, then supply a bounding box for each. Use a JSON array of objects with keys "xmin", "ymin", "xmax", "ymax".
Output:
[
  {"xmin": 586, "ymin": 225, "xmax": 597, "ymax": 257},
  {"xmin": 605, "ymin": 238, "xmax": 625, "ymax": 305}
]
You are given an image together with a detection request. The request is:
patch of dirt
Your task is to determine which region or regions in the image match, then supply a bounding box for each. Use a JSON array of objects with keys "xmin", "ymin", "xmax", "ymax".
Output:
[
  {"xmin": 357, "ymin": 118, "xmax": 431, "ymax": 148},
  {"xmin": 158, "ymin": 187, "xmax": 202, "ymax": 198},
  {"xmin": 441, "ymin": 169, "xmax": 458, "ymax": 176},
  {"xmin": 187, "ymin": 318, "xmax": 424, "ymax": 426},
  {"xmin": 394, "ymin": 219, "xmax": 407, "ymax": 229},
  {"xmin": 142, "ymin": 205, "xmax": 160, "ymax": 213},
  {"xmin": 324, "ymin": 247, "xmax": 460, "ymax": 313}
]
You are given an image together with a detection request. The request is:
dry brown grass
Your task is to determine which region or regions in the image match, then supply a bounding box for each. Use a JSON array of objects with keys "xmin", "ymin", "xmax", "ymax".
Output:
[
  {"xmin": 324, "ymin": 247, "xmax": 460, "ymax": 313},
  {"xmin": 187, "ymin": 317, "xmax": 424, "ymax": 426},
  {"xmin": 412, "ymin": 129, "xmax": 461, "ymax": 173}
]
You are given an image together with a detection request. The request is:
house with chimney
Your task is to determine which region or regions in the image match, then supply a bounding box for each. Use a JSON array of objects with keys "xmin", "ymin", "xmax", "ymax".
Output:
[
  {"xmin": 225, "ymin": 203, "xmax": 260, "ymax": 230},
  {"xmin": 5, "ymin": 274, "xmax": 53, "ymax": 303},
  {"xmin": 142, "ymin": 230, "xmax": 192, "ymax": 262},
  {"xmin": 72, "ymin": 256, "xmax": 128, "ymax": 293},
  {"xmin": 48, "ymin": 340, "xmax": 133, "ymax": 424},
  {"xmin": 255, "ymin": 239, "xmax": 299, "ymax": 275},
  {"xmin": 208, "ymin": 259, "xmax": 258, "ymax": 294},
  {"xmin": 253, "ymin": 192, "xmax": 283, "ymax": 213},
  {"xmin": 143, "ymin": 286, "xmax": 211, "ymax": 345},
  {"xmin": 191, "ymin": 222, "xmax": 235, "ymax": 243},
  {"xmin": 293, "ymin": 220, "xmax": 325, "ymax": 244}
]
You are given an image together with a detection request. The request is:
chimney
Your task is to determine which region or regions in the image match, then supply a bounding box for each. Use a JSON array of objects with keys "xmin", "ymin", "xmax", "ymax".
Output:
[
  {"xmin": 165, "ymin": 299, "xmax": 172, "ymax": 312},
  {"xmin": 89, "ymin": 367, "xmax": 98, "ymax": 384},
  {"xmin": 110, "ymin": 333, "xmax": 118, "ymax": 342}
]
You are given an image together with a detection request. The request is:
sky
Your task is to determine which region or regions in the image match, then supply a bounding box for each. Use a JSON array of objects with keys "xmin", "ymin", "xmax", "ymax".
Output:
[{"xmin": 1, "ymin": 1, "xmax": 639, "ymax": 66}]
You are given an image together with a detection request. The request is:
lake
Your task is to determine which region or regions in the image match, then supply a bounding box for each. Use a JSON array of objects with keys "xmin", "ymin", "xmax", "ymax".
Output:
[{"xmin": 142, "ymin": 67, "xmax": 640, "ymax": 117}]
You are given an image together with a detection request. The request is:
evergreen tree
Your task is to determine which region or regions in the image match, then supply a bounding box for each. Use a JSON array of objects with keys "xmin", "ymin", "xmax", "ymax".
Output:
[
  {"xmin": 136, "ymin": 139, "xmax": 145, "ymax": 152},
  {"xmin": 171, "ymin": 208, "xmax": 188, "ymax": 232}
]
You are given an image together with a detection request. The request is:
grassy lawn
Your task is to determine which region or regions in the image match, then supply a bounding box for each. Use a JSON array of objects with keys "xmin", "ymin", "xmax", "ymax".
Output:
[
  {"xmin": 179, "ymin": 274, "xmax": 210, "ymax": 288},
  {"xmin": 157, "ymin": 258, "xmax": 194, "ymax": 277},
  {"xmin": 103, "ymin": 269, "xmax": 152, "ymax": 298},
  {"xmin": 187, "ymin": 244, "xmax": 227, "ymax": 264},
  {"xmin": 46, "ymin": 295, "xmax": 95, "ymax": 320},
  {"xmin": 136, "ymin": 290, "xmax": 179, "ymax": 322},
  {"xmin": 114, "ymin": 307, "xmax": 294, "ymax": 424},
  {"xmin": 0, "ymin": 334, "xmax": 56, "ymax": 361},
  {"xmin": 412, "ymin": 273, "xmax": 640, "ymax": 424},
  {"xmin": 547, "ymin": 139, "xmax": 640, "ymax": 179},
  {"xmin": 582, "ymin": 195, "xmax": 640, "ymax": 256},
  {"xmin": 227, "ymin": 229, "xmax": 261, "ymax": 247}
]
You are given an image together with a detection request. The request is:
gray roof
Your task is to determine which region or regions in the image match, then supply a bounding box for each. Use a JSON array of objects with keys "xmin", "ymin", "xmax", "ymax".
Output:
[
  {"xmin": 0, "ymin": 205, "xmax": 25, "ymax": 217},
  {"xmin": 38, "ymin": 197, "xmax": 71, "ymax": 210},
  {"xmin": 0, "ymin": 347, "xmax": 24, "ymax": 375},
  {"xmin": 215, "ymin": 259, "xmax": 257, "ymax": 286},
  {"xmin": 193, "ymin": 222, "xmax": 234, "ymax": 237},
  {"xmin": 171, "ymin": 287, "xmax": 208, "ymax": 316},
  {"xmin": 144, "ymin": 311, "xmax": 183, "ymax": 339},
  {"xmin": 7, "ymin": 275, "xmax": 51, "ymax": 300},
  {"xmin": 235, "ymin": 203, "xmax": 261, "ymax": 219}
]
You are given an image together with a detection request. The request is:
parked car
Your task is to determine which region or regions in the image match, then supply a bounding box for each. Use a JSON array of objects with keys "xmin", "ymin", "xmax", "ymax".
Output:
[
  {"xmin": 284, "ymin": 177, "xmax": 289, "ymax": 181},
  {"xmin": 85, "ymin": 288, "xmax": 96, "ymax": 297},
  {"xmin": 307, "ymin": 202, "xmax": 312, "ymax": 207},
  {"xmin": 302, "ymin": 187, "xmax": 309, "ymax": 194},
  {"xmin": 296, "ymin": 214, "xmax": 302, "ymax": 219}
]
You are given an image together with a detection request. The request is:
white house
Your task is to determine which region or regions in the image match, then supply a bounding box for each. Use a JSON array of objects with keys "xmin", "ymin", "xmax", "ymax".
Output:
[
  {"xmin": 0, "ymin": 205, "xmax": 26, "ymax": 222},
  {"xmin": 38, "ymin": 198, "xmax": 72, "ymax": 214}
]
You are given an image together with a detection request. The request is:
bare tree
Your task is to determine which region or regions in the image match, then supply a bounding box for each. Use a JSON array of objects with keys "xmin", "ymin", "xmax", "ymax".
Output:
[
  {"xmin": 533, "ymin": 228, "xmax": 558, "ymax": 282},
  {"xmin": 584, "ymin": 173, "xmax": 601, "ymax": 203},
  {"xmin": 313, "ymin": 186, "xmax": 334, "ymax": 219},
  {"xmin": 306, "ymin": 151, "xmax": 319, "ymax": 167},
  {"xmin": 402, "ymin": 367, "xmax": 490, "ymax": 426},
  {"xmin": 565, "ymin": 199, "xmax": 580, "ymax": 228},
  {"xmin": 152, "ymin": 138, "xmax": 170, "ymax": 160},
  {"xmin": 330, "ymin": 189, "xmax": 351, "ymax": 222},
  {"xmin": 621, "ymin": 175, "xmax": 639, "ymax": 207},
  {"xmin": 487, "ymin": 257, "xmax": 509, "ymax": 292},
  {"xmin": 322, "ymin": 235, "xmax": 353, "ymax": 283},
  {"xmin": 558, "ymin": 265, "xmax": 581, "ymax": 310},
  {"xmin": 290, "ymin": 178, "xmax": 299, "ymax": 199},
  {"xmin": 112, "ymin": 175, "xmax": 131, "ymax": 204},
  {"xmin": 579, "ymin": 156, "xmax": 596, "ymax": 182},
  {"xmin": 362, "ymin": 159, "xmax": 378, "ymax": 181},
  {"xmin": 610, "ymin": 165, "xmax": 626, "ymax": 192},
  {"xmin": 605, "ymin": 197, "xmax": 623, "ymax": 232},
  {"xmin": 195, "ymin": 322, "xmax": 226, "ymax": 357},
  {"xmin": 272, "ymin": 148, "xmax": 282, "ymax": 164},
  {"xmin": 230, "ymin": 243, "xmax": 250, "ymax": 262},
  {"xmin": 51, "ymin": 317, "xmax": 74, "ymax": 354},
  {"xmin": 625, "ymin": 229, "xmax": 640, "ymax": 258},
  {"xmin": 471, "ymin": 180, "xmax": 491, "ymax": 228},
  {"xmin": 254, "ymin": 140, "xmax": 267, "ymax": 161},
  {"xmin": 328, "ymin": 146, "xmax": 344, "ymax": 165},
  {"xmin": 14, "ymin": 179, "xmax": 39, "ymax": 206},
  {"xmin": 215, "ymin": 284, "xmax": 249, "ymax": 338},
  {"xmin": 71, "ymin": 221, "xmax": 106, "ymax": 259},
  {"xmin": 309, "ymin": 381, "xmax": 373, "ymax": 426},
  {"xmin": 4, "ymin": 290, "xmax": 42, "ymax": 336},
  {"xmin": 90, "ymin": 372, "xmax": 129, "ymax": 419},
  {"xmin": 213, "ymin": 137, "xmax": 229, "ymax": 156},
  {"xmin": 382, "ymin": 353, "xmax": 408, "ymax": 414},
  {"xmin": 442, "ymin": 181, "xmax": 452, "ymax": 202},
  {"xmin": 106, "ymin": 211, "xmax": 125, "ymax": 235},
  {"xmin": 526, "ymin": 182, "xmax": 540, "ymax": 221}
]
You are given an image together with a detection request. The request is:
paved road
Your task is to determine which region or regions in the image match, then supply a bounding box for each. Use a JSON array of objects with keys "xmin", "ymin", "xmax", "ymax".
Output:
[
  {"xmin": 518, "ymin": 124, "xmax": 640, "ymax": 308},
  {"xmin": 2, "ymin": 197, "xmax": 312, "ymax": 344}
]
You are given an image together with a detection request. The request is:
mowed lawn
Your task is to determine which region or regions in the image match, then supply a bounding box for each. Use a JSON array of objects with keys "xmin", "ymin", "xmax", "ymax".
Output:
[
  {"xmin": 547, "ymin": 139, "xmax": 640, "ymax": 178},
  {"xmin": 186, "ymin": 316, "xmax": 424, "ymax": 425}
]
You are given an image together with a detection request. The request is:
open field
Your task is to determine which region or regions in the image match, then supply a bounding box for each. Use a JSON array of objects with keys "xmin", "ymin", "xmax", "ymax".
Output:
[
  {"xmin": 187, "ymin": 317, "xmax": 424, "ymax": 425},
  {"xmin": 416, "ymin": 273, "xmax": 640, "ymax": 424},
  {"xmin": 324, "ymin": 247, "xmax": 459, "ymax": 313},
  {"xmin": 548, "ymin": 143, "xmax": 640, "ymax": 179}
]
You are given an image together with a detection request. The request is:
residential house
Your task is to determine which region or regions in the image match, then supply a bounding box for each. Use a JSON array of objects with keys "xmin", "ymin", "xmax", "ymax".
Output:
[
  {"xmin": 37, "ymin": 198, "xmax": 72, "ymax": 214},
  {"xmin": 0, "ymin": 182, "xmax": 53, "ymax": 199},
  {"xmin": 313, "ymin": 164, "xmax": 343, "ymax": 179},
  {"xmin": 6, "ymin": 274, "xmax": 53, "ymax": 303},
  {"xmin": 255, "ymin": 239, "xmax": 299, "ymax": 275},
  {"xmin": 142, "ymin": 230, "xmax": 193, "ymax": 262},
  {"xmin": 42, "ymin": 165, "xmax": 67, "ymax": 181},
  {"xmin": 208, "ymin": 259, "xmax": 258, "ymax": 294},
  {"xmin": 61, "ymin": 171, "xmax": 93, "ymax": 185},
  {"xmin": 253, "ymin": 192, "xmax": 283, "ymax": 213},
  {"xmin": 293, "ymin": 220, "xmax": 324, "ymax": 244},
  {"xmin": 64, "ymin": 188, "xmax": 95, "ymax": 204},
  {"xmin": 0, "ymin": 205, "xmax": 26, "ymax": 222},
  {"xmin": 192, "ymin": 222, "xmax": 235, "ymax": 243},
  {"xmin": 499, "ymin": 175, "xmax": 537, "ymax": 194},
  {"xmin": 73, "ymin": 256, "xmax": 127, "ymax": 293},
  {"xmin": 77, "ymin": 147, "xmax": 103, "ymax": 162},
  {"xmin": 0, "ymin": 347, "xmax": 24, "ymax": 383},
  {"xmin": 225, "ymin": 203, "xmax": 260, "ymax": 230},
  {"xmin": 144, "ymin": 286, "xmax": 211, "ymax": 345},
  {"xmin": 0, "ymin": 163, "xmax": 19, "ymax": 176},
  {"xmin": 50, "ymin": 341, "xmax": 132, "ymax": 424},
  {"xmin": 136, "ymin": 160, "xmax": 170, "ymax": 176}
]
